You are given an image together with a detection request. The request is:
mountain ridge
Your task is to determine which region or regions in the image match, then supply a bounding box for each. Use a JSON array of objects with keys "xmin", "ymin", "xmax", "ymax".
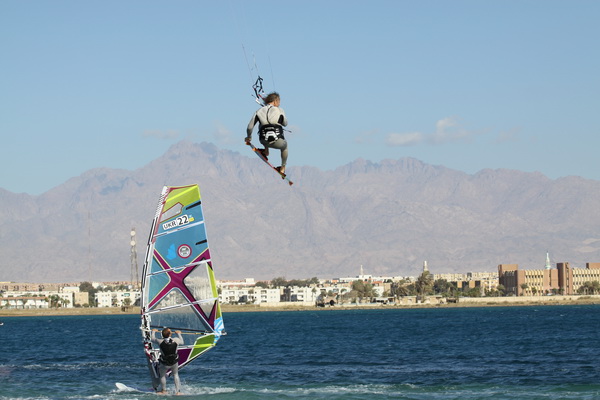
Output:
[{"xmin": 1, "ymin": 140, "xmax": 599, "ymax": 283}]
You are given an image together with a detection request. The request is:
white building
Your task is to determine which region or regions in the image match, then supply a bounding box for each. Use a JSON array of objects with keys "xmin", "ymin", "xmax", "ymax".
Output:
[
  {"xmin": 95, "ymin": 290, "xmax": 140, "ymax": 307},
  {"xmin": 255, "ymin": 288, "xmax": 281, "ymax": 304},
  {"xmin": 96, "ymin": 292, "xmax": 113, "ymax": 307},
  {"xmin": 0, "ymin": 296, "xmax": 48, "ymax": 309},
  {"xmin": 115, "ymin": 291, "xmax": 140, "ymax": 306},
  {"xmin": 283, "ymin": 287, "xmax": 319, "ymax": 304},
  {"xmin": 0, "ymin": 290, "xmax": 76, "ymax": 308},
  {"xmin": 219, "ymin": 287, "xmax": 280, "ymax": 304},
  {"xmin": 218, "ymin": 278, "xmax": 256, "ymax": 288}
]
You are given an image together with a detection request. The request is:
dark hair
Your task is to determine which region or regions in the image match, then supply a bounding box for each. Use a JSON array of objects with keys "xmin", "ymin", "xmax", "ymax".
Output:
[
  {"xmin": 162, "ymin": 328, "xmax": 171, "ymax": 338},
  {"xmin": 264, "ymin": 92, "xmax": 280, "ymax": 104}
]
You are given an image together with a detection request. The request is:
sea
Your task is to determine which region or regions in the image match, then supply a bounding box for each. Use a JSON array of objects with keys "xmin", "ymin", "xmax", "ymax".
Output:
[{"xmin": 1, "ymin": 305, "xmax": 599, "ymax": 400}]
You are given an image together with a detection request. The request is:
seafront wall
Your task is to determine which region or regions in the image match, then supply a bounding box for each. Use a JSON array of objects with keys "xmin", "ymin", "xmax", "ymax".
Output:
[
  {"xmin": 2, "ymin": 295, "xmax": 600, "ymax": 317},
  {"xmin": 456, "ymin": 294, "xmax": 600, "ymax": 304}
]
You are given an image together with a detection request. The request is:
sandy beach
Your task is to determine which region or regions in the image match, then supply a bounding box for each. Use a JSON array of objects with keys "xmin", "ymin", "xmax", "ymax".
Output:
[{"xmin": 2, "ymin": 295, "xmax": 600, "ymax": 317}]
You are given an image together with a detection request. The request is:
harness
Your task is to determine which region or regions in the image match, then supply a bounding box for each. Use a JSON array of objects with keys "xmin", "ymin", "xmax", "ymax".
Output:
[
  {"xmin": 258, "ymin": 106, "xmax": 284, "ymax": 143},
  {"xmin": 259, "ymin": 124, "xmax": 284, "ymax": 143},
  {"xmin": 159, "ymin": 338, "xmax": 179, "ymax": 366}
]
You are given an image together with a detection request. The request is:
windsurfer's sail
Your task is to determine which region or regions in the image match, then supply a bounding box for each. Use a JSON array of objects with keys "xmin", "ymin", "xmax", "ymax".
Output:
[{"xmin": 140, "ymin": 184, "xmax": 224, "ymax": 390}]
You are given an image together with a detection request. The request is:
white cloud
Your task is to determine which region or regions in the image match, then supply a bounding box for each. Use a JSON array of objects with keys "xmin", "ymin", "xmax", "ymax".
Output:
[
  {"xmin": 386, "ymin": 117, "xmax": 482, "ymax": 147},
  {"xmin": 436, "ymin": 117, "xmax": 457, "ymax": 131},
  {"xmin": 213, "ymin": 121, "xmax": 235, "ymax": 145},
  {"xmin": 430, "ymin": 117, "xmax": 475, "ymax": 144}
]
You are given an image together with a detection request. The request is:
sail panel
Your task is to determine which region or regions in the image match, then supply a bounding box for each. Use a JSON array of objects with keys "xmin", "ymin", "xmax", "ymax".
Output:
[
  {"xmin": 149, "ymin": 303, "xmax": 213, "ymax": 336},
  {"xmin": 140, "ymin": 184, "xmax": 224, "ymax": 383}
]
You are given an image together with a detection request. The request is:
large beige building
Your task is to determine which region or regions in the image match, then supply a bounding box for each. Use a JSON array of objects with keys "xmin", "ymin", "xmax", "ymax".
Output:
[
  {"xmin": 498, "ymin": 262, "xmax": 600, "ymax": 295},
  {"xmin": 557, "ymin": 262, "xmax": 600, "ymax": 295}
]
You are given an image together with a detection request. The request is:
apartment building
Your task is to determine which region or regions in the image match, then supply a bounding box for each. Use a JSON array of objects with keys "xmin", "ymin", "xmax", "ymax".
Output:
[
  {"xmin": 95, "ymin": 290, "xmax": 141, "ymax": 307},
  {"xmin": 0, "ymin": 291, "xmax": 74, "ymax": 308},
  {"xmin": 557, "ymin": 262, "xmax": 600, "ymax": 295},
  {"xmin": 219, "ymin": 287, "xmax": 280, "ymax": 304},
  {"xmin": 499, "ymin": 262, "xmax": 600, "ymax": 296}
]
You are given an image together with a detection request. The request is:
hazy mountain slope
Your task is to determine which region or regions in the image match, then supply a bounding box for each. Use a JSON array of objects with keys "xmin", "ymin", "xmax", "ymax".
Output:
[{"xmin": 1, "ymin": 141, "xmax": 599, "ymax": 283}]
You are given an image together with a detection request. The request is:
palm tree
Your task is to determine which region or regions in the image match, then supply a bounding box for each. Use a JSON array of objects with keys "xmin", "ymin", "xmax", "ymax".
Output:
[
  {"xmin": 520, "ymin": 283, "xmax": 529, "ymax": 296},
  {"xmin": 48, "ymin": 294, "xmax": 60, "ymax": 308},
  {"xmin": 391, "ymin": 282, "xmax": 410, "ymax": 299},
  {"xmin": 578, "ymin": 281, "xmax": 598, "ymax": 295},
  {"xmin": 270, "ymin": 277, "xmax": 288, "ymax": 288},
  {"xmin": 433, "ymin": 279, "xmax": 454, "ymax": 296},
  {"xmin": 415, "ymin": 271, "xmax": 434, "ymax": 297},
  {"xmin": 351, "ymin": 280, "xmax": 376, "ymax": 302},
  {"xmin": 496, "ymin": 284, "xmax": 506, "ymax": 296}
]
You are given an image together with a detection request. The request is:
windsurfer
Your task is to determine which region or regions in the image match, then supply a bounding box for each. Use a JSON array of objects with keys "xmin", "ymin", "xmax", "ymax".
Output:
[
  {"xmin": 152, "ymin": 328, "xmax": 184, "ymax": 395},
  {"xmin": 246, "ymin": 92, "xmax": 289, "ymax": 175}
]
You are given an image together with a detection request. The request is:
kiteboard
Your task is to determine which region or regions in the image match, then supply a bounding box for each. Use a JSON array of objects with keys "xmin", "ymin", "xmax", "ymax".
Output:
[{"xmin": 247, "ymin": 142, "xmax": 293, "ymax": 186}]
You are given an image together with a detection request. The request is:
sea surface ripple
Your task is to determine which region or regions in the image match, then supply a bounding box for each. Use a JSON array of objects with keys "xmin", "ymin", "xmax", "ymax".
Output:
[{"xmin": 1, "ymin": 305, "xmax": 599, "ymax": 399}]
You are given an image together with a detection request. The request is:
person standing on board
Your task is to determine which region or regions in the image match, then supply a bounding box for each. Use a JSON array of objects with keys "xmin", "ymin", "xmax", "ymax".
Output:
[
  {"xmin": 245, "ymin": 92, "xmax": 289, "ymax": 175},
  {"xmin": 152, "ymin": 328, "xmax": 184, "ymax": 395}
]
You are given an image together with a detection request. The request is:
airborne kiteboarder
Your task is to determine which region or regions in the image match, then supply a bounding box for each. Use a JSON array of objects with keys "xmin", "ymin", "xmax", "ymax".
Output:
[{"xmin": 245, "ymin": 91, "xmax": 289, "ymax": 176}]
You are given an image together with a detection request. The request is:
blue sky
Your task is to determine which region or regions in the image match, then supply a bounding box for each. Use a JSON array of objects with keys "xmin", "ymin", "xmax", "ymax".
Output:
[{"xmin": 2, "ymin": 0, "xmax": 599, "ymax": 195}]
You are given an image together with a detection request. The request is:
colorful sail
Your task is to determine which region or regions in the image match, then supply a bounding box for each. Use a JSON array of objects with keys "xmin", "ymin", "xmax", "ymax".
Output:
[{"xmin": 140, "ymin": 184, "xmax": 224, "ymax": 389}]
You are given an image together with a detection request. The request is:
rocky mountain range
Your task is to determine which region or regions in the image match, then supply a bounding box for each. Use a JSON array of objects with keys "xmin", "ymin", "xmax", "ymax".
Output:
[{"xmin": 2, "ymin": 140, "xmax": 600, "ymax": 283}]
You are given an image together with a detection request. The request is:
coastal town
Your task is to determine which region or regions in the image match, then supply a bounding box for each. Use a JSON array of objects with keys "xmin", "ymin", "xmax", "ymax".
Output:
[{"xmin": 2, "ymin": 255, "xmax": 600, "ymax": 311}]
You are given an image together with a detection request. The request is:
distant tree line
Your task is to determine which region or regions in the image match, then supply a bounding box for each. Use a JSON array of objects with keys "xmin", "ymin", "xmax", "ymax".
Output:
[
  {"xmin": 577, "ymin": 281, "xmax": 600, "ymax": 295},
  {"xmin": 256, "ymin": 277, "xmax": 320, "ymax": 289},
  {"xmin": 386, "ymin": 271, "xmax": 508, "ymax": 300},
  {"xmin": 258, "ymin": 273, "xmax": 513, "ymax": 303}
]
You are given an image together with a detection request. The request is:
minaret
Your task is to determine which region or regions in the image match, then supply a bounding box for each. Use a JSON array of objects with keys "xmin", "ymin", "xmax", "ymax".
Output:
[
  {"xmin": 545, "ymin": 252, "xmax": 552, "ymax": 270},
  {"xmin": 423, "ymin": 260, "xmax": 429, "ymax": 273},
  {"xmin": 130, "ymin": 228, "xmax": 139, "ymax": 288}
]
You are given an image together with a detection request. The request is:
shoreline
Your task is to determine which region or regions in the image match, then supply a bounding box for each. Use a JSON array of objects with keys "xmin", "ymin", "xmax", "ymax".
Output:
[{"xmin": 1, "ymin": 296, "xmax": 600, "ymax": 317}]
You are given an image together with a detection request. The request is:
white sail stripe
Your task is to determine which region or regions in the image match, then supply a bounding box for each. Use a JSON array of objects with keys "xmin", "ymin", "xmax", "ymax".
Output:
[
  {"xmin": 145, "ymin": 259, "xmax": 212, "ymax": 277},
  {"xmin": 153, "ymin": 220, "xmax": 206, "ymax": 239},
  {"xmin": 144, "ymin": 297, "xmax": 219, "ymax": 315},
  {"xmin": 140, "ymin": 326, "xmax": 213, "ymax": 334}
]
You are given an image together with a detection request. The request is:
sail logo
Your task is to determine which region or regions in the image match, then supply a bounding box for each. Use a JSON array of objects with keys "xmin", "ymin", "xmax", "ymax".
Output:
[
  {"xmin": 178, "ymin": 244, "xmax": 192, "ymax": 258},
  {"xmin": 162, "ymin": 214, "xmax": 193, "ymax": 231}
]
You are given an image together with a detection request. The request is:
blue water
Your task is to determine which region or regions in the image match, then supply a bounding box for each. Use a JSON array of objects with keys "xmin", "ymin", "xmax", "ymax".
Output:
[{"xmin": 1, "ymin": 305, "xmax": 600, "ymax": 399}]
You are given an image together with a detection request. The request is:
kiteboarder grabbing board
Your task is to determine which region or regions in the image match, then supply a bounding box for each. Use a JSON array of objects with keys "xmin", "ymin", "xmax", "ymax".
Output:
[{"xmin": 248, "ymin": 142, "xmax": 293, "ymax": 186}]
